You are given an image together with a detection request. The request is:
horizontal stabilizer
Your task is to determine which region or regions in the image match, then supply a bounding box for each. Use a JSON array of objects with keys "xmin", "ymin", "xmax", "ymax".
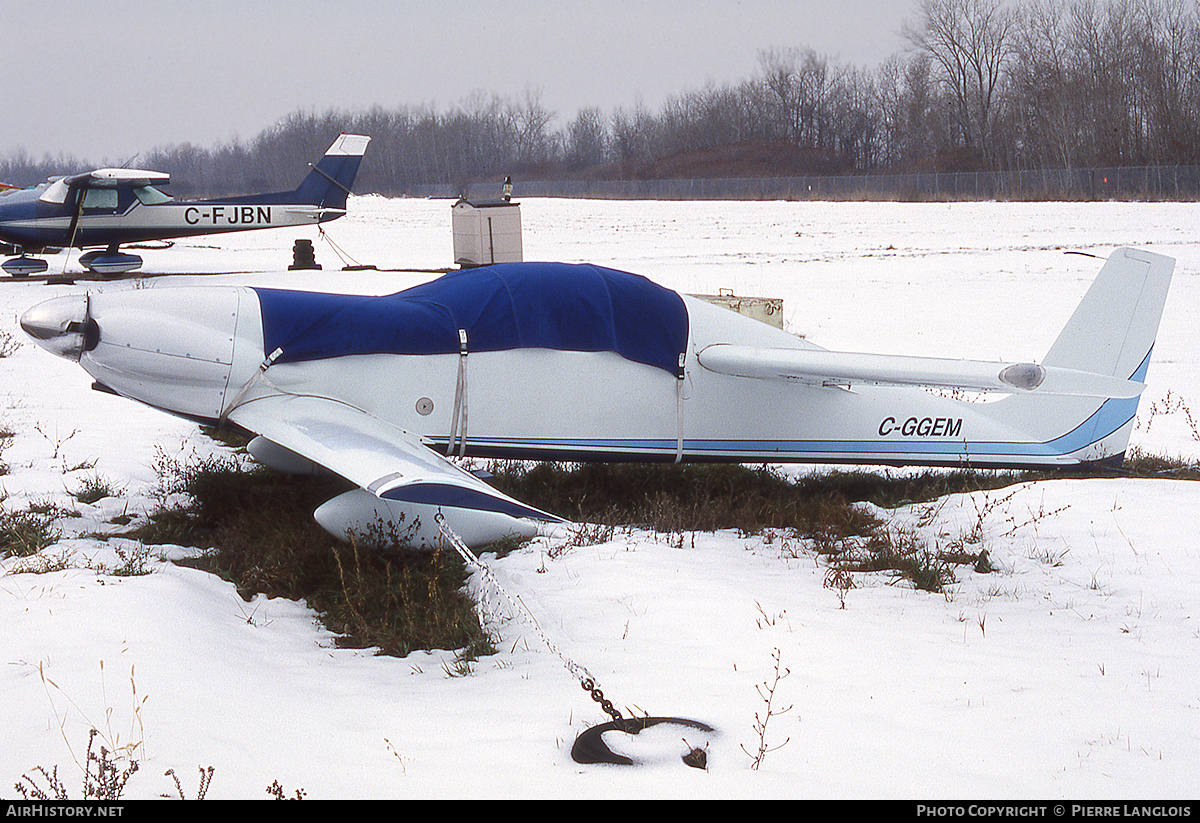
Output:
[
  {"xmin": 280, "ymin": 207, "xmax": 345, "ymax": 216},
  {"xmin": 697, "ymin": 344, "xmax": 1145, "ymax": 398}
]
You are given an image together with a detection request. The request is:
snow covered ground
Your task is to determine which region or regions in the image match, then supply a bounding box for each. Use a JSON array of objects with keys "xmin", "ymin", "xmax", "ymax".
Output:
[{"xmin": 1, "ymin": 197, "xmax": 1197, "ymax": 799}]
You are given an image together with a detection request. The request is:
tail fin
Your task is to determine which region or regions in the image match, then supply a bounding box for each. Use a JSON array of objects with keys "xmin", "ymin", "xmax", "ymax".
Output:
[
  {"xmin": 1042, "ymin": 248, "xmax": 1173, "ymax": 381},
  {"xmin": 985, "ymin": 247, "xmax": 1174, "ymax": 465},
  {"xmin": 292, "ymin": 133, "xmax": 371, "ymax": 209}
]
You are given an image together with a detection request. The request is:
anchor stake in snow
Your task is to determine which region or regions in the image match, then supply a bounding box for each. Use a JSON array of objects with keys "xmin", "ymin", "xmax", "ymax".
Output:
[{"xmin": 434, "ymin": 514, "xmax": 715, "ymax": 768}]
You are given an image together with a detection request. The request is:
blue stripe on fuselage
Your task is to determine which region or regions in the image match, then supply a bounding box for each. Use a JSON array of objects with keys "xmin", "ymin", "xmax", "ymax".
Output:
[{"xmin": 426, "ymin": 348, "xmax": 1153, "ymax": 467}]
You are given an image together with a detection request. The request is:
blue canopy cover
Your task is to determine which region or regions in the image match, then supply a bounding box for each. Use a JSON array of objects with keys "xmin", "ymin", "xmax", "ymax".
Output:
[{"xmin": 252, "ymin": 262, "xmax": 689, "ymax": 375}]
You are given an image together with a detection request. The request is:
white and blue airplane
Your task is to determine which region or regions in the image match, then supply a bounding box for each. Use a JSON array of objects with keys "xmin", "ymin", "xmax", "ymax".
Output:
[
  {"xmin": 1, "ymin": 134, "xmax": 370, "ymax": 276},
  {"xmin": 20, "ymin": 248, "xmax": 1173, "ymax": 549}
]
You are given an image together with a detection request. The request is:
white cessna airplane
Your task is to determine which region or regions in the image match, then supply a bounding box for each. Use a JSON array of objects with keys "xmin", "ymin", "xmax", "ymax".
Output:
[
  {"xmin": 20, "ymin": 248, "xmax": 1173, "ymax": 548},
  {"xmin": 1, "ymin": 134, "xmax": 370, "ymax": 275}
]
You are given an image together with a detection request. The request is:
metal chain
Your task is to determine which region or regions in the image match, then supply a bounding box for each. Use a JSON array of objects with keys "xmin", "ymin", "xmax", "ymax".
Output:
[
  {"xmin": 579, "ymin": 678, "xmax": 624, "ymax": 725},
  {"xmin": 435, "ymin": 514, "xmax": 624, "ymax": 724}
]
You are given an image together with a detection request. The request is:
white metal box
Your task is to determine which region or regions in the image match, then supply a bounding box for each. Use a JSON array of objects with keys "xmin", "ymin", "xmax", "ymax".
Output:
[{"xmin": 452, "ymin": 198, "xmax": 523, "ymax": 267}]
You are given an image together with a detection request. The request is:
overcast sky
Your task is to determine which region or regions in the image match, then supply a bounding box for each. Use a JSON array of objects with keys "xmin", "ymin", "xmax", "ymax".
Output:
[{"xmin": 2, "ymin": 0, "xmax": 917, "ymax": 165}]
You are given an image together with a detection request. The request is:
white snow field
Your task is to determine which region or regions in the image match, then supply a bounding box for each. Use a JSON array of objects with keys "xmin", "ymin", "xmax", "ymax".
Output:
[{"xmin": 1, "ymin": 196, "xmax": 1197, "ymax": 799}]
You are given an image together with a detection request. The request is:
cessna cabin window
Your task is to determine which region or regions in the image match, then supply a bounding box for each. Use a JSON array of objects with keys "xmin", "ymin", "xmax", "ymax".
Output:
[
  {"xmin": 133, "ymin": 186, "xmax": 173, "ymax": 205},
  {"xmin": 81, "ymin": 188, "xmax": 118, "ymax": 211}
]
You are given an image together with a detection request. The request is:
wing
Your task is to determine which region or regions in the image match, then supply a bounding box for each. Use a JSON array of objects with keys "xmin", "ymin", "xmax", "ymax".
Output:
[
  {"xmin": 227, "ymin": 394, "xmax": 562, "ymax": 547},
  {"xmin": 66, "ymin": 169, "xmax": 171, "ymax": 187},
  {"xmin": 38, "ymin": 169, "xmax": 172, "ymax": 204},
  {"xmin": 696, "ymin": 344, "xmax": 1145, "ymax": 398}
]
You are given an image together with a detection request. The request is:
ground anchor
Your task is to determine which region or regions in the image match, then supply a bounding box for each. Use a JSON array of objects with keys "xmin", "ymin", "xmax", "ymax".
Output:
[{"xmin": 571, "ymin": 716, "xmax": 716, "ymax": 767}]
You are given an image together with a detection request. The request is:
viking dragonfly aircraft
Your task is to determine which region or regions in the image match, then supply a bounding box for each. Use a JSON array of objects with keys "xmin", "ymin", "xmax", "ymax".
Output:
[
  {"xmin": 0, "ymin": 133, "xmax": 370, "ymax": 276},
  {"xmin": 20, "ymin": 249, "xmax": 1174, "ymax": 549}
]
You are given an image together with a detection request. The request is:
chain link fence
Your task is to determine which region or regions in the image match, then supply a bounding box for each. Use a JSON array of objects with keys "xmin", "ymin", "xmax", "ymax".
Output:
[{"xmin": 407, "ymin": 165, "xmax": 1200, "ymax": 201}]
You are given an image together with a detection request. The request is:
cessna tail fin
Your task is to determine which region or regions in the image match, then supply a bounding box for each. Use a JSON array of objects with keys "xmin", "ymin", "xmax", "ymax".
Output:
[{"xmin": 292, "ymin": 133, "xmax": 371, "ymax": 210}]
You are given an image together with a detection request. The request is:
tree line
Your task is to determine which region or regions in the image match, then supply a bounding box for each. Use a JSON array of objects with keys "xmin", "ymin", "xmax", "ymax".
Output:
[{"xmin": 4, "ymin": 0, "xmax": 1200, "ymax": 197}]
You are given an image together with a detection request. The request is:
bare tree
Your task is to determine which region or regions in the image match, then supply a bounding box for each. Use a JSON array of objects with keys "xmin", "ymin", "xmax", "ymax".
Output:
[
  {"xmin": 905, "ymin": 0, "xmax": 1016, "ymax": 161},
  {"xmin": 1005, "ymin": 0, "xmax": 1076, "ymax": 168},
  {"xmin": 832, "ymin": 68, "xmax": 882, "ymax": 169},
  {"xmin": 508, "ymin": 86, "xmax": 556, "ymax": 167},
  {"xmin": 758, "ymin": 47, "xmax": 839, "ymax": 149},
  {"xmin": 1067, "ymin": 0, "xmax": 1140, "ymax": 164},
  {"xmin": 565, "ymin": 107, "xmax": 608, "ymax": 169},
  {"xmin": 1133, "ymin": 0, "xmax": 1200, "ymax": 163},
  {"xmin": 759, "ymin": 46, "xmax": 804, "ymax": 143},
  {"xmin": 610, "ymin": 104, "xmax": 660, "ymax": 166}
]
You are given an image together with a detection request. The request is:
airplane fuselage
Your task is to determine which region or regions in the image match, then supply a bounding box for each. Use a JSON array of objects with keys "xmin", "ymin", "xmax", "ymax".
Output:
[
  {"xmin": 19, "ymin": 254, "xmax": 1172, "ymax": 547},
  {"xmin": 22, "ymin": 282, "xmax": 1140, "ymax": 472},
  {"xmin": 0, "ymin": 187, "xmax": 341, "ymax": 250}
]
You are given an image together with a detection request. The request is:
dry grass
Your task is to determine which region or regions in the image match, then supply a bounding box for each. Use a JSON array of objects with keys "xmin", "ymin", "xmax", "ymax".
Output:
[
  {"xmin": 125, "ymin": 451, "xmax": 491, "ymax": 658},
  {"xmin": 118, "ymin": 441, "xmax": 1200, "ymax": 649}
]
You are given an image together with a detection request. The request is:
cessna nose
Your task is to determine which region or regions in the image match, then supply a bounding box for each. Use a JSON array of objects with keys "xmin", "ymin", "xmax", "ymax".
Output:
[{"xmin": 19, "ymin": 295, "xmax": 99, "ymax": 361}]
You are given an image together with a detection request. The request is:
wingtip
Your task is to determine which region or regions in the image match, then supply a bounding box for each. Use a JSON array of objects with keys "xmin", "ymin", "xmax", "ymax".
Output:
[{"xmin": 315, "ymin": 488, "xmax": 544, "ymax": 550}]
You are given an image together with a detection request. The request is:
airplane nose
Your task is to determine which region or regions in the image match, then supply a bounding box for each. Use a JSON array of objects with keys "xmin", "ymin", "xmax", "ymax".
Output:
[{"xmin": 19, "ymin": 295, "xmax": 99, "ymax": 361}]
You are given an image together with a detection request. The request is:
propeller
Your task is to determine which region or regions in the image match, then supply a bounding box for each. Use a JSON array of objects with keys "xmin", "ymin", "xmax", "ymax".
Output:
[{"xmin": 19, "ymin": 293, "xmax": 99, "ymax": 361}]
